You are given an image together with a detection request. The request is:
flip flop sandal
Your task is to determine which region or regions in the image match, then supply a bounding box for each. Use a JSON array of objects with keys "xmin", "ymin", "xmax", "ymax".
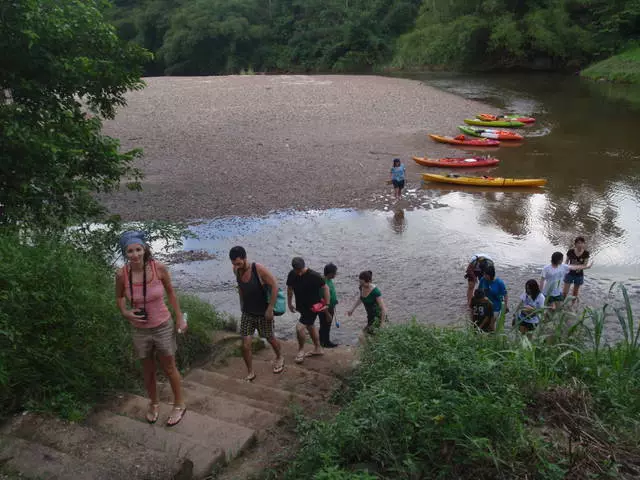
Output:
[
  {"xmin": 304, "ymin": 351, "xmax": 324, "ymax": 357},
  {"xmin": 146, "ymin": 403, "xmax": 159, "ymax": 424},
  {"xmin": 166, "ymin": 405, "xmax": 187, "ymax": 427},
  {"xmin": 272, "ymin": 358, "xmax": 285, "ymax": 374},
  {"xmin": 244, "ymin": 372, "xmax": 256, "ymax": 382},
  {"xmin": 294, "ymin": 352, "xmax": 305, "ymax": 364}
]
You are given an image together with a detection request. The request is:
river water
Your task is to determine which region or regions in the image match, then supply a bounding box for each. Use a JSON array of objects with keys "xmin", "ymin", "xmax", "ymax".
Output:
[{"xmin": 172, "ymin": 73, "xmax": 640, "ymax": 344}]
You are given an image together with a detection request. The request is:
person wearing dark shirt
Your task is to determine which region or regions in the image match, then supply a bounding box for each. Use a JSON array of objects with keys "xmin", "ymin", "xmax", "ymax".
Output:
[
  {"xmin": 563, "ymin": 236, "xmax": 591, "ymax": 304},
  {"xmin": 286, "ymin": 257, "xmax": 329, "ymax": 364},
  {"xmin": 470, "ymin": 289, "xmax": 494, "ymax": 332},
  {"xmin": 465, "ymin": 254, "xmax": 494, "ymax": 306}
]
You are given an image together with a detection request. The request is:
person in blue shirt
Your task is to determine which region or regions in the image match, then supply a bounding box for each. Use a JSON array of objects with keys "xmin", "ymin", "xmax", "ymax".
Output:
[
  {"xmin": 478, "ymin": 265, "xmax": 508, "ymax": 331},
  {"xmin": 390, "ymin": 158, "xmax": 406, "ymax": 199}
]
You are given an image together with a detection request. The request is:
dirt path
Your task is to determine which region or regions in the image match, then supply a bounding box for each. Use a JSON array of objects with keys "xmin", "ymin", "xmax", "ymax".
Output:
[{"xmin": 101, "ymin": 75, "xmax": 490, "ymax": 220}]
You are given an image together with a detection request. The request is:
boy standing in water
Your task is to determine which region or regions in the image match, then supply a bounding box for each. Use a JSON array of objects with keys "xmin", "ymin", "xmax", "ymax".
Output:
[
  {"xmin": 540, "ymin": 251, "xmax": 591, "ymax": 311},
  {"xmin": 563, "ymin": 236, "xmax": 590, "ymax": 304},
  {"xmin": 390, "ymin": 158, "xmax": 406, "ymax": 199},
  {"xmin": 319, "ymin": 263, "xmax": 339, "ymax": 348},
  {"xmin": 470, "ymin": 288, "xmax": 493, "ymax": 332}
]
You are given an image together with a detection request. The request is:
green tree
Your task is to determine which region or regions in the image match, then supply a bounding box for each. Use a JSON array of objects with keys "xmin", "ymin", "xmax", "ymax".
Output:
[{"xmin": 0, "ymin": 0, "xmax": 151, "ymax": 230}]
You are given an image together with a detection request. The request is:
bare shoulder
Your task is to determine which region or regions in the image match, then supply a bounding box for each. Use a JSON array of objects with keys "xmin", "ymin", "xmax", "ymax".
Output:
[
  {"xmin": 154, "ymin": 261, "xmax": 169, "ymax": 276},
  {"xmin": 115, "ymin": 266, "xmax": 126, "ymax": 279},
  {"xmin": 255, "ymin": 263, "xmax": 271, "ymax": 275}
]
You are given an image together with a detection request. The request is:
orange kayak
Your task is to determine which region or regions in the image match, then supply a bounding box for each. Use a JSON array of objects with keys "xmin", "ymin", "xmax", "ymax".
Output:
[
  {"xmin": 429, "ymin": 134, "xmax": 500, "ymax": 147},
  {"xmin": 478, "ymin": 113, "xmax": 536, "ymax": 124},
  {"xmin": 413, "ymin": 156, "xmax": 500, "ymax": 168}
]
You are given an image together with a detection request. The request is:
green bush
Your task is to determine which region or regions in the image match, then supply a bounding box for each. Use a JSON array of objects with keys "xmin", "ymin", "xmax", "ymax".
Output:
[
  {"xmin": 0, "ymin": 234, "xmax": 224, "ymax": 420},
  {"xmin": 286, "ymin": 296, "xmax": 640, "ymax": 479}
]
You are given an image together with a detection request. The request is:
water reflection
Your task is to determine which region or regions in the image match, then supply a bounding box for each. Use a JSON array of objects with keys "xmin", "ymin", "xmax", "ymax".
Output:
[
  {"xmin": 389, "ymin": 208, "xmax": 407, "ymax": 234},
  {"xmin": 170, "ymin": 205, "xmax": 639, "ymax": 345}
]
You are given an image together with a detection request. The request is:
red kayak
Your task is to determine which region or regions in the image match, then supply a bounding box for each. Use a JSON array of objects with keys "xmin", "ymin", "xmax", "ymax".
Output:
[
  {"xmin": 429, "ymin": 134, "xmax": 500, "ymax": 147},
  {"xmin": 478, "ymin": 113, "xmax": 536, "ymax": 124},
  {"xmin": 413, "ymin": 156, "xmax": 500, "ymax": 168}
]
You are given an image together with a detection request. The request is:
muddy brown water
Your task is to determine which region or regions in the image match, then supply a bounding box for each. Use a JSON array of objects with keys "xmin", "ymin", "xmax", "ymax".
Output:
[{"xmin": 171, "ymin": 73, "xmax": 640, "ymax": 344}]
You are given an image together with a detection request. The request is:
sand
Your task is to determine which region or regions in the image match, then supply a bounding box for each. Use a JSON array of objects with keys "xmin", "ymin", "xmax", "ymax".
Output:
[{"xmin": 101, "ymin": 74, "xmax": 491, "ymax": 220}]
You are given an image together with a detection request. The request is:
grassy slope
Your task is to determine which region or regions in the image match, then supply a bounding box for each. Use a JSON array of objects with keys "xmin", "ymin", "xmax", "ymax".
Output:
[
  {"xmin": 581, "ymin": 48, "xmax": 640, "ymax": 83},
  {"xmin": 283, "ymin": 295, "xmax": 640, "ymax": 479}
]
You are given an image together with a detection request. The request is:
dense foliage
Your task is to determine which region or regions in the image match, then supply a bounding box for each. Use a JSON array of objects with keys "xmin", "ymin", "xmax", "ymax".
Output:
[
  {"xmin": 0, "ymin": 234, "xmax": 225, "ymax": 420},
  {"xmin": 0, "ymin": 0, "xmax": 150, "ymax": 231},
  {"xmin": 283, "ymin": 296, "xmax": 640, "ymax": 479},
  {"xmin": 108, "ymin": 0, "xmax": 640, "ymax": 74}
]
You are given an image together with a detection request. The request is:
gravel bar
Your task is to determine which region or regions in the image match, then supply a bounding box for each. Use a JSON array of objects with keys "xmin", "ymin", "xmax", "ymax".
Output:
[{"xmin": 101, "ymin": 75, "xmax": 491, "ymax": 220}]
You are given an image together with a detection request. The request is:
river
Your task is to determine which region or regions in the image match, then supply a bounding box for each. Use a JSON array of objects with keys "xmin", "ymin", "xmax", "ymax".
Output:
[{"xmin": 172, "ymin": 73, "xmax": 640, "ymax": 345}]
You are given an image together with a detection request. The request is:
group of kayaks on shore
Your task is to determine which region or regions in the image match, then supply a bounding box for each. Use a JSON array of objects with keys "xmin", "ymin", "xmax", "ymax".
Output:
[{"xmin": 414, "ymin": 112, "xmax": 547, "ymax": 188}]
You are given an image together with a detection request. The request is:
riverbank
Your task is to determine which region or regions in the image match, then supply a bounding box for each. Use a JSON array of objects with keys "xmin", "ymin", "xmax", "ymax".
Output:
[
  {"xmin": 100, "ymin": 75, "xmax": 491, "ymax": 220},
  {"xmin": 280, "ymin": 313, "xmax": 640, "ymax": 479},
  {"xmin": 581, "ymin": 48, "xmax": 640, "ymax": 84}
]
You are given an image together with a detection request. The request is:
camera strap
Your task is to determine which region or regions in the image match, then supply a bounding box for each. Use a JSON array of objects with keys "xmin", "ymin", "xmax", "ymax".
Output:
[{"xmin": 128, "ymin": 262, "xmax": 147, "ymax": 310}]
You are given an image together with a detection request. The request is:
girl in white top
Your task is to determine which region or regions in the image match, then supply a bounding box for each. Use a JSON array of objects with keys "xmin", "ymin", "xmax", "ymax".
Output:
[
  {"xmin": 540, "ymin": 251, "xmax": 591, "ymax": 311},
  {"xmin": 515, "ymin": 279, "xmax": 545, "ymax": 334}
]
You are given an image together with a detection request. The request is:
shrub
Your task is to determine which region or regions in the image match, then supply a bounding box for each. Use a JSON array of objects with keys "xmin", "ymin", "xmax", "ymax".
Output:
[{"xmin": 286, "ymin": 298, "xmax": 640, "ymax": 479}]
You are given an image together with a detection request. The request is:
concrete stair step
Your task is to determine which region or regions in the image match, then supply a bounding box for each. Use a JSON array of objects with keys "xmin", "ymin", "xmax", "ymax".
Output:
[
  {"xmin": 158, "ymin": 382, "xmax": 281, "ymax": 431},
  {"xmin": 187, "ymin": 369, "xmax": 315, "ymax": 410},
  {"xmin": 88, "ymin": 410, "xmax": 222, "ymax": 479},
  {"xmin": 180, "ymin": 380, "xmax": 290, "ymax": 417},
  {"xmin": 253, "ymin": 340, "xmax": 358, "ymax": 377},
  {"xmin": 0, "ymin": 434, "xmax": 115, "ymax": 480},
  {"xmin": 208, "ymin": 356, "xmax": 339, "ymax": 401},
  {"xmin": 0, "ymin": 412, "xmax": 176, "ymax": 479},
  {"xmin": 89, "ymin": 394, "xmax": 256, "ymax": 478}
]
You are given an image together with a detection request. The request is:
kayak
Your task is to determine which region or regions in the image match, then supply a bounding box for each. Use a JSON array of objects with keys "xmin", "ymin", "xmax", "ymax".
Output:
[
  {"xmin": 428, "ymin": 134, "xmax": 500, "ymax": 147},
  {"xmin": 478, "ymin": 113, "xmax": 536, "ymax": 124},
  {"xmin": 464, "ymin": 118, "xmax": 525, "ymax": 128},
  {"xmin": 458, "ymin": 126, "xmax": 523, "ymax": 141},
  {"xmin": 412, "ymin": 156, "xmax": 500, "ymax": 168},
  {"xmin": 421, "ymin": 173, "xmax": 547, "ymax": 188}
]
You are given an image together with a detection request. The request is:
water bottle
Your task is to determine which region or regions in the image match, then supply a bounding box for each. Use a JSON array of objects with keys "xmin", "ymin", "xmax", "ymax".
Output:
[
  {"xmin": 335, "ymin": 317, "xmax": 340, "ymax": 328},
  {"xmin": 179, "ymin": 312, "xmax": 188, "ymax": 334}
]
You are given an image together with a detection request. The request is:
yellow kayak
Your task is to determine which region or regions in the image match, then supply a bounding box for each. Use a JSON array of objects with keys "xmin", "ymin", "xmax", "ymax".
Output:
[{"xmin": 421, "ymin": 173, "xmax": 547, "ymax": 188}]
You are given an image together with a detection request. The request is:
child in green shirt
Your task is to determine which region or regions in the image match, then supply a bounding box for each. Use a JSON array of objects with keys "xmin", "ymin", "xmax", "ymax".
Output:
[{"xmin": 319, "ymin": 263, "xmax": 339, "ymax": 348}]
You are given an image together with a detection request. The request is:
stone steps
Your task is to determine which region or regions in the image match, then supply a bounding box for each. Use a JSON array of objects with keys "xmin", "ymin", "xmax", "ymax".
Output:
[
  {"xmin": 0, "ymin": 339, "xmax": 357, "ymax": 479},
  {"xmin": 1, "ymin": 412, "xmax": 176, "ymax": 479},
  {"xmin": 159, "ymin": 381, "xmax": 281, "ymax": 430}
]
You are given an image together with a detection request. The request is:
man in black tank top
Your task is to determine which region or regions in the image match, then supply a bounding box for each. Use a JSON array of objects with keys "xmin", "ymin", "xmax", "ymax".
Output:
[{"xmin": 230, "ymin": 246, "xmax": 284, "ymax": 382}]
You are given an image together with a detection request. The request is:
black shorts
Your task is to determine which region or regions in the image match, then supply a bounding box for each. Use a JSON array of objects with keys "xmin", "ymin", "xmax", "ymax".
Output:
[
  {"xmin": 392, "ymin": 179, "xmax": 405, "ymax": 189},
  {"xmin": 299, "ymin": 311, "xmax": 319, "ymax": 326},
  {"xmin": 519, "ymin": 321, "xmax": 537, "ymax": 331}
]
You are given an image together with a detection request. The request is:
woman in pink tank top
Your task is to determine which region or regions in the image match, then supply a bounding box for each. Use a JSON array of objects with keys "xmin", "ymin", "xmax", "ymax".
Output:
[{"xmin": 115, "ymin": 231, "xmax": 187, "ymax": 426}]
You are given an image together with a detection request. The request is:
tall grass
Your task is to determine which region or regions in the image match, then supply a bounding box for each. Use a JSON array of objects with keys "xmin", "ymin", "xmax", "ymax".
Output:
[
  {"xmin": 0, "ymin": 233, "xmax": 224, "ymax": 420},
  {"xmin": 284, "ymin": 285, "xmax": 640, "ymax": 479}
]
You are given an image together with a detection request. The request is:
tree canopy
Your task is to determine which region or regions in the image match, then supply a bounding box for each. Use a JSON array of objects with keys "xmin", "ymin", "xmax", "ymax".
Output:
[
  {"xmin": 0, "ymin": 0, "xmax": 150, "ymax": 230},
  {"xmin": 107, "ymin": 0, "xmax": 640, "ymax": 75}
]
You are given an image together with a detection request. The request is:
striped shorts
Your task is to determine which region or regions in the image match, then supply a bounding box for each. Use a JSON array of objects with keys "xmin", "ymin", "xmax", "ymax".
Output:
[
  {"xmin": 240, "ymin": 312, "xmax": 274, "ymax": 339},
  {"xmin": 132, "ymin": 320, "xmax": 176, "ymax": 359}
]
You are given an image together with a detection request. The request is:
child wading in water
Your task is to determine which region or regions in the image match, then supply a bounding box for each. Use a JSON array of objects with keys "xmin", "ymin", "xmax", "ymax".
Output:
[
  {"xmin": 390, "ymin": 158, "xmax": 406, "ymax": 200},
  {"xmin": 514, "ymin": 279, "xmax": 545, "ymax": 333},
  {"xmin": 540, "ymin": 251, "xmax": 592, "ymax": 311},
  {"xmin": 563, "ymin": 236, "xmax": 590, "ymax": 304},
  {"xmin": 470, "ymin": 288, "xmax": 493, "ymax": 332}
]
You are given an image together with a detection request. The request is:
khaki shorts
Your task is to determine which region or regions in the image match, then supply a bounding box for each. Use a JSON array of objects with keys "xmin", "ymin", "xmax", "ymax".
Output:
[{"xmin": 132, "ymin": 321, "xmax": 176, "ymax": 359}]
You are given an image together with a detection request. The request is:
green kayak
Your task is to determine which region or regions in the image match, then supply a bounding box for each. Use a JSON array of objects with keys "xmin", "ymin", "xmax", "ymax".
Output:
[{"xmin": 464, "ymin": 118, "xmax": 525, "ymax": 128}]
